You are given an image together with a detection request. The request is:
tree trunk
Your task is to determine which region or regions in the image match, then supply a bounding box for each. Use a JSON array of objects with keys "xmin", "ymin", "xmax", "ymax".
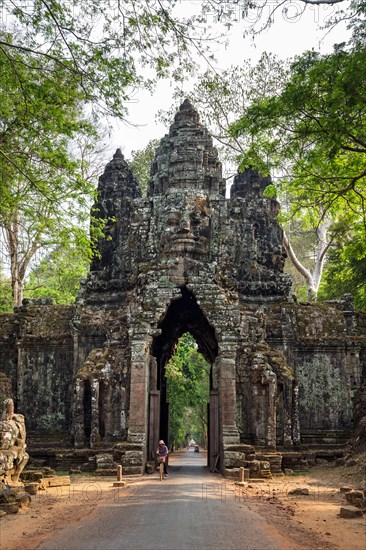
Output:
[
  {"xmin": 5, "ymin": 212, "xmax": 34, "ymax": 308},
  {"xmin": 11, "ymin": 271, "xmax": 23, "ymax": 307},
  {"xmin": 5, "ymin": 215, "xmax": 24, "ymax": 308},
  {"xmin": 312, "ymin": 222, "xmax": 332, "ymax": 293},
  {"xmin": 283, "ymin": 222, "xmax": 331, "ymax": 302},
  {"xmin": 283, "ymin": 233, "xmax": 316, "ymax": 301}
]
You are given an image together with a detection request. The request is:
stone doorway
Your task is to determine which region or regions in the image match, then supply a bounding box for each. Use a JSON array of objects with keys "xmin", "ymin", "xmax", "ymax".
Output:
[{"xmin": 148, "ymin": 287, "xmax": 220, "ymax": 470}]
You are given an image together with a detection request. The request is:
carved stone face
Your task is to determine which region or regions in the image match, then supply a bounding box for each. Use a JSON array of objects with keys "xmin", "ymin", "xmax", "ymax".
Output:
[{"xmin": 159, "ymin": 191, "xmax": 210, "ymax": 260}]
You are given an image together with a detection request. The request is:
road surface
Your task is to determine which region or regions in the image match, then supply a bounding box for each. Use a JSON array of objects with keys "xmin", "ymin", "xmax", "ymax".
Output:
[{"xmin": 37, "ymin": 450, "xmax": 283, "ymax": 550}]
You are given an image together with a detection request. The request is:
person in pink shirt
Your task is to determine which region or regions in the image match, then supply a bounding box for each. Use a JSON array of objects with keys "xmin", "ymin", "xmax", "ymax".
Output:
[{"xmin": 156, "ymin": 439, "xmax": 169, "ymax": 476}]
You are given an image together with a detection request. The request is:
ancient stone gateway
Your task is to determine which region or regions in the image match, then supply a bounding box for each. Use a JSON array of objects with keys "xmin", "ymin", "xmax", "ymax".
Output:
[
  {"xmin": 72, "ymin": 100, "xmax": 313, "ymax": 474},
  {"xmin": 0, "ymin": 99, "xmax": 365, "ymax": 476}
]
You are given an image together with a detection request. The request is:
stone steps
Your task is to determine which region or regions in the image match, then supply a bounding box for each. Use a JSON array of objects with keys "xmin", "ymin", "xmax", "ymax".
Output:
[
  {"xmin": 300, "ymin": 431, "xmax": 352, "ymax": 446},
  {"xmin": 281, "ymin": 448, "xmax": 347, "ymax": 471}
]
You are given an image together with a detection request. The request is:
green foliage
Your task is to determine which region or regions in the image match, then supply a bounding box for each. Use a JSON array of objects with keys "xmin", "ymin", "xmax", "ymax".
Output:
[
  {"xmin": 0, "ymin": 1, "xmax": 214, "ymax": 123},
  {"xmin": 1, "ymin": 1, "xmax": 221, "ymax": 306},
  {"xmin": 231, "ymin": 45, "xmax": 366, "ymax": 227},
  {"xmin": 24, "ymin": 244, "xmax": 89, "ymax": 304},
  {"xmin": 231, "ymin": 41, "xmax": 366, "ymax": 304},
  {"xmin": 262, "ymin": 184, "xmax": 277, "ymax": 199},
  {"xmin": 0, "ymin": 263, "xmax": 12, "ymax": 313},
  {"xmin": 0, "ymin": 44, "xmax": 104, "ymax": 306},
  {"xmin": 166, "ymin": 333, "xmax": 210, "ymax": 448},
  {"xmin": 318, "ymin": 221, "xmax": 366, "ymax": 310},
  {"xmin": 128, "ymin": 139, "xmax": 160, "ymax": 195}
]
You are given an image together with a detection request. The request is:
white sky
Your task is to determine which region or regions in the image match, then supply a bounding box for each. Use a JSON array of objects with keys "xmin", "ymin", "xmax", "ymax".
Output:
[{"xmin": 111, "ymin": 1, "xmax": 351, "ymax": 159}]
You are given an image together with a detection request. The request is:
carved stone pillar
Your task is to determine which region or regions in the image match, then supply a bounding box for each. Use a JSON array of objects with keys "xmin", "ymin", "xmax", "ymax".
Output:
[
  {"xmin": 148, "ymin": 390, "xmax": 160, "ymax": 460},
  {"xmin": 73, "ymin": 378, "xmax": 85, "ymax": 448},
  {"xmin": 283, "ymin": 380, "xmax": 294, "ymax": 448},
  {"xmin": 292, "ymin": 383, "xmax": 301, "ymax": 447},
  {"xmin": 218, "ymin": 349, "xmax": 240, "ymax": 473},
  {"xmin": 126, "ymin": 332, "xmax": 151, "ymax": 472},
  {"xmin": 90, "ymin": 378, "xmax": 100, "ymax": 448},
  {"xmin": 266, "ymin": 373, "xmax": 277, "ymax": 449},
  {"xmin": 209, "ymin": 390, "xmax": 219, "ymax": 471}
]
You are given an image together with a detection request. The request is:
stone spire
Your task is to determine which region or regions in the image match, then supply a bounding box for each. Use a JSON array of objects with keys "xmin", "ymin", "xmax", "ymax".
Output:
[
  {"xmin": 98, "ymin": 148, "xmax": 141, "ymax": 201},
  {"xmin": 81, "ymin": 149, "xmax": 141, "ymax": 301},
  {"xmin": 173, "ymin": 98, "xmax": 200, "ymax": 124},
  {"xmin": 230, "ymin": 166, "xmax": 272, "ymax": 199},
  {"xmin": 148, "ymin": 99, "xmax": 225, "ymax": 196}
]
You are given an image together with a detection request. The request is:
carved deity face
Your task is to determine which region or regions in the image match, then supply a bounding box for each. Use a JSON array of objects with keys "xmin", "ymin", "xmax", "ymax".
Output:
[{"xmin": 159, "ymin": 191, "xmax": 210, "ymax": 260}]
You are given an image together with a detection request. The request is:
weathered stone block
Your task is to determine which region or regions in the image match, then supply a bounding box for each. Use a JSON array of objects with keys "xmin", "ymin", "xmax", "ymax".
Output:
[
  {"xmin": 0, "ymin": 489, "xmax": 31, "ymax": 514},
  {"xmin": 288, "ymin": 487, "xmax": 310, "ymax": 496},
  {"xmin": 24, "ymin": 483, "xmax": 39, "ymax": 495},
  {"xmin": 339, "ymin": 506, "xmax": 363, "ymax": 518},
  {"xmin": 345, "ymin": 489, "xmax": 365, "ymax": 508},
  {"xmin": 21, "ymin": 470, "xmax": 44, "ymax": 482},
  {"xmin": 223, "ymin": 451, "xmax": 246, "ymax": 468},
  {"xmin": 42, "ymin": 476, "xmax": 71, "ymax": 487}
]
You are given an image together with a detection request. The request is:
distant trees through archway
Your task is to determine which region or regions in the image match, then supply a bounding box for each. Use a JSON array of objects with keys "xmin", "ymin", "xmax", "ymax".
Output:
[{"xmin": 165, "ymin": 332, "xmax": 210, "ymax": 449}]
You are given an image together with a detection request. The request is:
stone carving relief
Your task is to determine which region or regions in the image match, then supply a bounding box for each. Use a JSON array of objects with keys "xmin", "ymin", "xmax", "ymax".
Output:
[
  {"xmin": 0, "ymin": 399, "xmax": 29, "ymax": 486},
  {"xmin": 157, "ymin": 190, "xmax": 211, "ymax": 261}
]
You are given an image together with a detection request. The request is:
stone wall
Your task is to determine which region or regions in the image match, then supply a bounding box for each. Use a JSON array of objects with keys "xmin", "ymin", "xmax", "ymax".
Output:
[
  {"xmin": 0, "ymin": 303, "xmax": 74, "ymax": 434},
  {"xmin": 1, "ymin": 298, "xmax": 364, "ymax": 444},
  {"xmin": 266, "ymin": 302, "xmax": 365, "ymax": 441}
]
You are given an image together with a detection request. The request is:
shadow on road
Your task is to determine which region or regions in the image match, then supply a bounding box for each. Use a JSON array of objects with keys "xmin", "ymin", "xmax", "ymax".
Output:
[{"xmin": 168, "ymin": 449, "xmax": 210, "ymax": 477}]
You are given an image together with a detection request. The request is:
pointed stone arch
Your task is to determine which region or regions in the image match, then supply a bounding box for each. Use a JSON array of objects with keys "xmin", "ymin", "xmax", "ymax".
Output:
[
  {"xmin": 148, "ymin": 287, "xmax": 220, "ymax": 468},
  {"xmin": 152, "ymin": 286, "xmax": 218, "ymax": 382}
]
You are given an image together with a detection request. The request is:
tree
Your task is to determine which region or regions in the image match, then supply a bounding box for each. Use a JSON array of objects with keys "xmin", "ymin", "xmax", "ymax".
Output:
[
  {"xmin": 0, "ymin": 262, "xmax": 12, "ymax": 313},
  {"xmin": 201, "ymin": 0, "xmax": 365, "ymax": 41},
  {"xmin": 318, "ymin": 220, "xmax": 366, "ymax": 309},
  {"xmin": 166, "ymin": 333, "xmax": 210, "ymax": 448},
  {"xmin": 0, "ymin": 2, "xmax": 222, "ymax": 306},
  {"xmin": 232, "ymin": 46, "xmax": 366, "ymax": 210},
  {"xmin": 24, "ymin": 243, "xmax": 89, "ymax": 305},
  {"xmin": 128, "ymin": 139, "xmax": 160, "ymax": 195},
  {"xmin": 157, "ymin": 53, "xmax": 288, "ymax": 178},
  {"xmin": 0, "ymin": 45, "xmax": 105, "ymax": 307},
  {"xmin": 278, "ymin": 218, "xmax": 331, "ymax": 301},
  {"xmin": 231, "ymin": 42, "xmax": 366, "ymax": 302},
  {"xmin": 0, "ymin": 1, "xmax": 218, "ymax": 126}
]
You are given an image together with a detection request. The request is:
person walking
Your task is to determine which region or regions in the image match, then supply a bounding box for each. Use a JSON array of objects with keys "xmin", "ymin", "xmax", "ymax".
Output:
[{"xmin": 156, "ymin": 439, "xmax": 169, "ymax": 476}]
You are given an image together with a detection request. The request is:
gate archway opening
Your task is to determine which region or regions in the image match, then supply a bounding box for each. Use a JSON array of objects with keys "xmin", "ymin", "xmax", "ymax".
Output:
[
  {"xmin": 149, "ymin": 287, "xmax": 219, "ymax": 470},
  {"xmin": 165, "ymin": 332, "xmax": 210, "ymax": 452}
]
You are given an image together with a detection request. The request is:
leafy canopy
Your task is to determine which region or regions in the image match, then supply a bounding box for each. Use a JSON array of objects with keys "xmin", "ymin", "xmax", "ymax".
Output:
[
  {"xmin": 318, "ymin": 220, "xmax": 366, "ymax": 309},
  {"xmin": 231, "ymin": 44, "xmax": 366, "ymax": 227},
  {"xmin": 128, "ymin": 139, "xmax": 160, "ymax": 196},
  {"xmin": 0, "ymin": 43, "xmax": 106, "ymax": 307},
  {"xmin": 24, "ymin": 243, "xmax": 89, "ymax": 305},
  {"xmin": 1, "ymin": 1, "xmax": 218, "ymax": 120}
]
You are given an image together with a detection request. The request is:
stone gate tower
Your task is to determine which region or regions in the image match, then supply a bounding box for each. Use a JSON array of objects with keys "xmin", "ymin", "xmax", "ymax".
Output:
[
  {"xmin": 1, "ymin": 99, "xmax": 364, "ymax": 475},
  {"xmin": 72, "ymin": 99, "xmax": 299, "ymax": 473}
]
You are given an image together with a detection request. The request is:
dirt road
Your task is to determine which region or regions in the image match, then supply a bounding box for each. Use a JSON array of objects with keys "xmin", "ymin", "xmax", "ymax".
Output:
[
  {"xmin": 36, "ymin": 451, "xmax": 286, "ymax": 550},
  {"xmin": 2, "ymin": 450, "xmax": 364, "ymax": 549}
]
